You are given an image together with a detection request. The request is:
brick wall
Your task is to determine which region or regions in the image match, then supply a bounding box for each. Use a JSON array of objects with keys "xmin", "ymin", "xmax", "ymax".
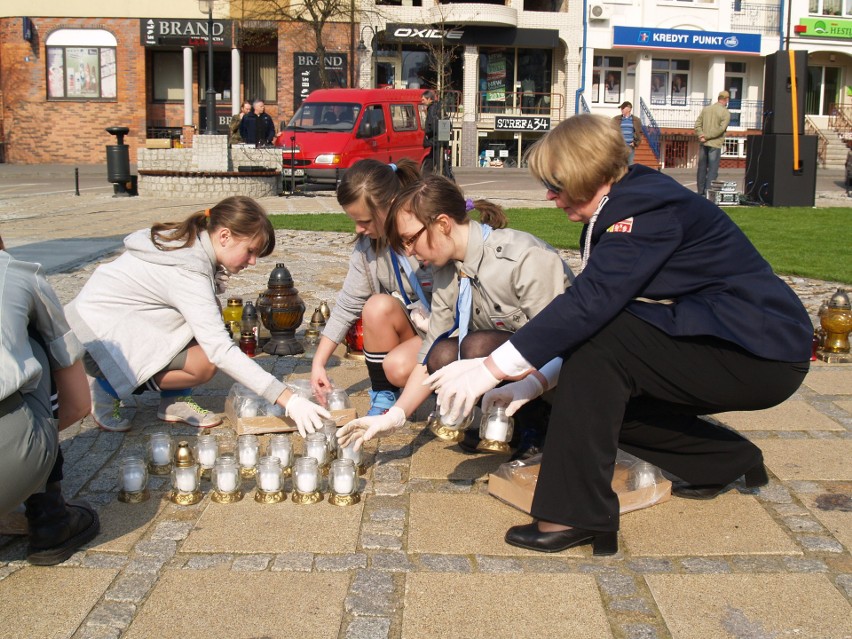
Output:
[
  {"xmin": 0, "ymin": 17, "xmax": 146, "ymax": 165},
  {"xmin": 0, "ymin": 17, "xmax": 352, "ymax": 165}
]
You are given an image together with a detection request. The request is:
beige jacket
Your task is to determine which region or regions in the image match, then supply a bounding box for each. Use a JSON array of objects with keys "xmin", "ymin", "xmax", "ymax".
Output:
[{"xmin": 418, "ymin": 221, "xmax": 574, "ymax": 360}]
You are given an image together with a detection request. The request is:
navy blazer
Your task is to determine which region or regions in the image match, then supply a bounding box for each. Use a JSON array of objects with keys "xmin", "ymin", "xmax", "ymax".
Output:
[{"xmin": 510, "ymin": 165, "xmax": 812, "ymax": 368}]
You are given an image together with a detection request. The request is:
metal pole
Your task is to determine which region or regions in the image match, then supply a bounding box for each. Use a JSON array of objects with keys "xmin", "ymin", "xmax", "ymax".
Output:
[
  {"xmin": 205, "ymin": 3, "xmax": 216, "ymax": 134},
  {"xmin": 75, "ymin": 167, "xmax": 80, "ymax": 196}
]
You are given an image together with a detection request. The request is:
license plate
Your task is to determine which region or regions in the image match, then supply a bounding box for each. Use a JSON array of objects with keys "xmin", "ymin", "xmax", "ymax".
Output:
[{"xmin": 283, "ymin": 168, "xmax": 305, "ymax": 176}]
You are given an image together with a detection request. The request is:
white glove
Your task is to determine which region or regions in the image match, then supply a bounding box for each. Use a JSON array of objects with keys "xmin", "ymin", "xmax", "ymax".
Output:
[
  {"xmin": 425, "ymin": 358, "xmax": 500, "ymax": 424},
  {"xmin": 482, "ymin": 375, "xmax": 544, "ymax": 417},
  {"xmin": 285, "ymin": 395, "xmax": 330, "ymax": 438},
  {"xmin": 336, "ymin": 406, "xmax": 406, "ymax": 452},
  {"xmin": 214, "ymin": 268, "xmax": 231, "ymax": 295},
  {"xmin": 407, "ymin": 301, "xmax": 431, "ymax": 333}
]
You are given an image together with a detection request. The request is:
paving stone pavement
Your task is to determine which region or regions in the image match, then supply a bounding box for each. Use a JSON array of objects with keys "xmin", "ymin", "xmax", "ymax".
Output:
[{"xmin": 0, "ymin": 184, "xmax": 850, "ymax": 639}]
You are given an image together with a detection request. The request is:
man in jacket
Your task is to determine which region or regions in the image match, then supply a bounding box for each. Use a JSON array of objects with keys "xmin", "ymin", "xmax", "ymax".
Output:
[
  {"xmin": 611, "ymin": 101, "xmax": 643, "ymax": 165},
  {"xmin": 421, "ymin": 90, "xmax": 439, "ymax": 175},
  {"xmin": 239, "ymin": 100, "xmax": 275, "ymax": 146},
  {"xmin": 695, "ymin": 91, "xmax": 731, "ymax": 196}
]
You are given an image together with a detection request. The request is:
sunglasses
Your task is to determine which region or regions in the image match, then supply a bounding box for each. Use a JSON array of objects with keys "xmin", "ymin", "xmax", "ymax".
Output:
[
  {"xmin": 541, "ymin": 178, "xmax": 562, "ymax": 194},
  {"xmin": 401, "ymin": 224, "xmax": 427, "ymax": 250}
]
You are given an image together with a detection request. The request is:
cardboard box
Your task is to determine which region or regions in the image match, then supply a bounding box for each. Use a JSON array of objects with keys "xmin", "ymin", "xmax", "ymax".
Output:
[
  {"xmin": 145, "ymin": 138, "xmax": 172, "ymax": 149},
  {"xmin": 224, "ymin": 394, "xmax": 357, "ymax": 435},
  {"xmin": 488, "ymin": 459, "xmax": 671, "ymax": 515}
]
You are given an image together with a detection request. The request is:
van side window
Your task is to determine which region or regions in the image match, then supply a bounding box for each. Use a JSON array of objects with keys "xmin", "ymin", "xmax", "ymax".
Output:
[
  {"xmin": 360, "ymin": 105, "xmax": 386, "ymax": 137},
  {"xmin": 391, "ymin": 104, "xmax": 417, "ymax": 131}
]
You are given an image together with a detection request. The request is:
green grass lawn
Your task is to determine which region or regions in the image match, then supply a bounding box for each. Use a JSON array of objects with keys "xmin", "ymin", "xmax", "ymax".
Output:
[{"xmin": 270, "ymin": 206, "xmax": 852, "ymax": 283}]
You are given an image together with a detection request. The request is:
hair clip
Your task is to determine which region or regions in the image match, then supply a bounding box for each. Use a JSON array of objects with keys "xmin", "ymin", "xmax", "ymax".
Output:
[
  {"xmin": 204, "ymin": 208, "xmax": 211, "ymax": 217},
  {"xmin": 388, "ymin": 163, "xmax": 398, "ymax": 172},
  {"xmin": 464, "ymin": 198, "xmax": 475, "ymax": 212}
]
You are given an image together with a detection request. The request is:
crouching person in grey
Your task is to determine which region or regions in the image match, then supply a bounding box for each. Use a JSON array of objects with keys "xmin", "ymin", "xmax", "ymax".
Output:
[{"xmin": 0, "ymin": 235, "xmax": 99, "ymax": 565}]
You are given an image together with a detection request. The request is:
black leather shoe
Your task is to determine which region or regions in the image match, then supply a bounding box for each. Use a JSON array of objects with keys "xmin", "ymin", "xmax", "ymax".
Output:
[
  {"xmin": 672, "ymin": 463, "xmax": 769, "ymax": 500},
  {"xmin": 505, "ymin": 522, "xmax": 618, "ymax": 556}
]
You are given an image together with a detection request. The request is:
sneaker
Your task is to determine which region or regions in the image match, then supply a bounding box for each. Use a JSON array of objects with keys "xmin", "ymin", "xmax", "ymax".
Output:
[
  {"xmin": 367, "ymin": 389, "xmax": 400, "ymax": 416},
  {"xmin": 157, "ymin": 396, "xmax": 222, "ymax": 428},
  {"xmin": 90, "ymin": 377, "xmax": 135, "ymax": 432}
]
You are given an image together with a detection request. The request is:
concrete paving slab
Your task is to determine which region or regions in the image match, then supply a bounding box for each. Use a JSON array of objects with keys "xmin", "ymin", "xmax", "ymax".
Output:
[
  {"xmin": 802, "ymin": 368, "xmax": 852, "ymax": 395},
  {"xmin": 714, "ymin": 400, "xmax": 844, "ymax": 431},
  {"xmin": 181, "ymin": 495, "xmax": 362, "ymax": 554},
  {"xmin": 124, "ymin": 570, "xmax": 348, "ymax": 639},
  {"xmin": 92, "ymin": 496, "xmax": 165, "ymax": 553},
  {"xmin": 759, "ymin": 439, "xmax": 852, "ymax": 480},
  {"xmin": 620, "ymin": 494, "xmax": 800, "ymax": 556},
  {"xmin": 802, "ymin": 491, "xmax": 852, "ymax": 551},
  {"xmin": 834, "ymin": 399, "xmax": 852, "ymax": 415},
  {"xmin": 0, "ymin": 567, "xmax": 118, "ymax": 639},
  {"xmin": 402, "ymin": 573, "xmax": 612, "ymax": 639},
  {"xmin": 409, "ymin": 439, "xmax": 511, "ymax": 481},
  {"xmin": 646, "ymin": 574, "xmax": 852, "ymax": 639},
  {"xmin": 408, "ymin": 493, "xmax": 558, "ymax": 557}
]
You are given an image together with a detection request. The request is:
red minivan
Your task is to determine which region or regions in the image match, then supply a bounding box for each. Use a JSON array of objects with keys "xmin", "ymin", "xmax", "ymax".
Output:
[{"xmin": 274, "ymin": 88, "xmax": 429, "ymax": 186}]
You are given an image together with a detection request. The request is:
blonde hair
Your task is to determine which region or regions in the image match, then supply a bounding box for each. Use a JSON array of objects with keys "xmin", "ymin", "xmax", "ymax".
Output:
[
  {"xmin": 385, "ymin": 175, "xmax": 507, "ymax": 253},
  {"xmin": 151, "ymin": 195, "xmax": 274, "ymax": 257},
  {"xmin": 525, "ymin": 114, "xmax": 629, "ymax": 204}
]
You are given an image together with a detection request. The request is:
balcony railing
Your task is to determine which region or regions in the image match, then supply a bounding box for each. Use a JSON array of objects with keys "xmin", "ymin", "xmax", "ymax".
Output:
[
  {"xmin": 475, "ymin": 91, "xmax": 564, "ymax": 120},
  {"xmin": 730, "ymin": 1, "xmax": 782, "ymax": 36},
  {"xmin": 646, "ymin": 98, "xmax": 764, "ymax": 130}
]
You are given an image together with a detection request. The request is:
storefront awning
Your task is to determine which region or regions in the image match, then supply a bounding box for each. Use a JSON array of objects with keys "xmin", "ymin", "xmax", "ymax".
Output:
[{"xmin": 384, "ymin": 24, "xmax": 559, "ymax": 48}]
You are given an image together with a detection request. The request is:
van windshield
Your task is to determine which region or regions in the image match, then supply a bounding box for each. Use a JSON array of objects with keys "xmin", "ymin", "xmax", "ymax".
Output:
[{"xmin": 287, "ymin": 102, "xmax": 361, "ymax": 132}]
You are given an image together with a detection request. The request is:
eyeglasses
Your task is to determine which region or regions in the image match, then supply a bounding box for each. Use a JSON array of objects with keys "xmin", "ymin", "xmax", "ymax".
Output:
[
  {"xmin": 401, "ymin": 224, "xmax": 427, "ymax": 250},
  {"xmin": 541, "ymin": 178, "xmax": 562, "ymax": 194}
]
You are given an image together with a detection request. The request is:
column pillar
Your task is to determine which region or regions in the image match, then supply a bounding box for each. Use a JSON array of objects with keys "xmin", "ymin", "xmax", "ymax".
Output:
[
  {"xmin": 182, "ymin": 46, "xmax": 195, "ymax": 147},
  {"xmin": 460, "ymin": 45, "xmax": 479, "ymax": 168},
  {"xmin": 231, "ymin": 47, "xmax": 241, "ymax": 113}
]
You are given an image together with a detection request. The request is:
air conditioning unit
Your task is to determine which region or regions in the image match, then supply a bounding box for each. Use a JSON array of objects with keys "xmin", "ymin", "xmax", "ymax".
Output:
[{"xmin": 589, "ymin": 2, "xmax": 612, "ymax": 20}]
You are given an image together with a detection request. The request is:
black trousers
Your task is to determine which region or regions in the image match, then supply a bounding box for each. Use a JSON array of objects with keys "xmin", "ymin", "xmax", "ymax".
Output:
[{"xmin": 531, "ymin": 311, "xmax": 809, "ymax": 531}]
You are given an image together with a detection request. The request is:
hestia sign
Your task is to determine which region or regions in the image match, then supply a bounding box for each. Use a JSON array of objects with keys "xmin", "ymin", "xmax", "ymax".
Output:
[{"xmin": 494, "ymin": 116, "xmax": 551, "ymax": 132}]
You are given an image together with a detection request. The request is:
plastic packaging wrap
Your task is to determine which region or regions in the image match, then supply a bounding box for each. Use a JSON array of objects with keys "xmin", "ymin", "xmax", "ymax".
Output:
[{"xmin": 488, "ymin": 449, "xmax": 671, "ymax": 515}]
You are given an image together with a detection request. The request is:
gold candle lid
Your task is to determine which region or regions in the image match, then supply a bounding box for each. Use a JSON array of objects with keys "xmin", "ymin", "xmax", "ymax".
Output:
[{"xmin": 174, "ymin": 441, "xmax": 196, "ymax": 468}]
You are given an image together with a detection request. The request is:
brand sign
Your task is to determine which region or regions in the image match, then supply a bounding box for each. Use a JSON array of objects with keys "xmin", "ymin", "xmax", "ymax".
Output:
[
  {"xmin": 293, "ymin": 52, "xmax": 348, "ymax": 108},
  {"xmin": 198, "ymin": 105, "xmax": 233, "ymax": 135},
  {"xmin": 386, "ymin": 23, "xmax": 465, "ymax": 44},
  {"xmin": 141, "ymin": 18, "xmax": 232, "ymax": 48},
  {"xmin": 797, "ymin": 17, "xmax": 852, "ymax": 39},
  {"xmin": 613, "ymin": 26, "xmax": 761, "ymax": 55},
  {"xmin": 494, "ymin": 116, "xmax": 551, "ymax": 132}
]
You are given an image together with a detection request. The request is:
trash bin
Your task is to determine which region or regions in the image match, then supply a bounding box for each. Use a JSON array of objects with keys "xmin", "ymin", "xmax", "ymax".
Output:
[{"xmin": 105, "ymin": 126, "xmax": 137, "ymax": 197}]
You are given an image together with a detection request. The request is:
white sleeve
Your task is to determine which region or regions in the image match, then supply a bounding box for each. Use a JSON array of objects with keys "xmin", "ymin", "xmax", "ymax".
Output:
[{"xmin": 490, "ymin": 340, "xmax": 534, "ymax": 378}]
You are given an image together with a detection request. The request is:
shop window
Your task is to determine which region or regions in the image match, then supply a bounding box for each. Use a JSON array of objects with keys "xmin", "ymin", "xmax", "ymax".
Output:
[
  {"xmin": 650, "ymin": 58, "xmax": 690, "ymax": 107},
  {"xmin": 478, "ymin": 48, "xmax": 552, "ymax": 113},
  {"xmin": 199, "ymin": 52, "xmax": 233, "ymax": 103},
  {"xmin": 152, "ymin": 51, "xmax": 183, "ymax": 101},
  {"xmin": 391, "ymin": 104, "xmax": 417, "ymax": 131},
  {"xmin": 45, "ymin": 29, "xmax": 117, "ymax": 100},
  {"xmin": 245, "ymin": 53, "xmax": 277, "ymax": 103},
  {"xmin": 591, "ymin": 56, "xmax": 623, "ymax": 104},
  {"xmin": 724, "ymin": 61, "xmax": 746, "ymax": 126},
  {"xmin": 811, "ymin": 0, "xmax": 844, "ymax": 14}
]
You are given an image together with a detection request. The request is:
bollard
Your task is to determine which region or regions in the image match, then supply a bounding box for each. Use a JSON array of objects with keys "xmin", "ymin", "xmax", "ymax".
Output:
[{"xmin": 75, "ymin": 167, "xmax": 80, "ymax": 196}]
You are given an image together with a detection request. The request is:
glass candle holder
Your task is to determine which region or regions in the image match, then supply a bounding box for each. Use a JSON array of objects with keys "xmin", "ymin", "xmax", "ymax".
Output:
[
  {"xmin": 478, "ymin": 406, "xmax": 514, "ymax": 452},
  {"xmin": 215, "ymin": 426, "xmax": 238, "ymax": 456},
  {"xmin": 169, "ymin": 441, "xmax": 202, "ymax": 505},
  {"xmin": 326, "ymin": 389, "xmax": 351, "ymax": 411},
  {"xmin": 255, "ymin": 455, "xmax": 285, "ymax": 503},
  {"xmin": 268, "ymin": 434, "xmax": 292, "ymax": 473},
  {"xmin": 195, "ymin": 434, "xmax": 219, "ymax": 475},
  {"xmin": 329, "ymin": 458, "xmax": 360, "ymax": 506},
  {"xmin": 147, "ymin": 432, "xmax": 173, "ymax": 475},
  {"xmin": 118, "ymin": 456, "xmax": 149, "ymax": 503},
  {"xmin": 292, "ymin": 456, "xmax": 322, "ymax": 504},
  {"xmin": 426, "ymin": 409, "xmax": 473, "ymax": 442},
  {"xmin": 321, "ymin": 418, "xmax": 339, "ymax": 456},
  {"xmin": 629, "ymin": 461, "xmax": 659, "ymax": 490},
  {"xmin": 238, "ymin": 434, "xmax": 260, "ymax": 477},
  {"xmin": 338, "ymin": 439, "xmax": 363, "ymax": 469},
  {"xmin": 305, "ymin": 432, "xmax": 328, "ymax": 467},
  {"xmin": 211, "ymin": 454, "xmax": 243, "ymax": 503}
]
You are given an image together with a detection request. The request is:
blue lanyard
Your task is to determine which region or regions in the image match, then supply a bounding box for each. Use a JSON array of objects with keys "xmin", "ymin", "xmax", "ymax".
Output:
[{"xmin": 390, "ymin": 251, "xmax": 431, "ymax": 311}]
